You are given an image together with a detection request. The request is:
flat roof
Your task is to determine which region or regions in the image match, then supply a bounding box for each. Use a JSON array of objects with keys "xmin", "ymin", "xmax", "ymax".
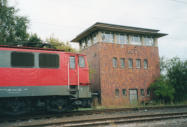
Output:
[
  {"xmin": 0, "ymin": 45, "xmax": 85, "ymax": 55},
  {"xmin": 71, "ymin": 22, "xmax": 168, "ymax": 42}
]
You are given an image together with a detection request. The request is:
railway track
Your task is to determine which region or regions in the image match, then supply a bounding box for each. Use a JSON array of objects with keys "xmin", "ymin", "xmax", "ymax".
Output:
[
  {"xmin": 19, "ymin": 112, "xmax": 187, "ymax": 127},
  {"xmin": 1, "ymin": 105, "xmax": 187, "ymax": 127}
]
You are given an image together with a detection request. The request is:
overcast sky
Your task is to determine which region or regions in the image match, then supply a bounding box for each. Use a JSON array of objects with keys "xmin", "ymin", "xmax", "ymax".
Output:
[{"xmin": 9, "ymin": 0, "xmax": 187, "ymax": 59}]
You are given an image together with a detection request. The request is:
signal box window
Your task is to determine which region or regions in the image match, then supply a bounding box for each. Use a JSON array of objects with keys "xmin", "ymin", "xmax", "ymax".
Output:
[
  {"xmin": 147, "ymin": 89, "xmax": 150, "ymax": 96},
  {"xmin": 79, "ymin": 56, "xmax": 85, "ymax": 67},
  {"xmin": 120, "ymin": 58, "xmax": 125, "ymax": 68},
  {"xmin": 136, "ymin": 59, "xmax": 141, "ymax": 69},
  {"xmin": 144, "ymin": 37, "xmax": 154, "ymax": 46},
  {"xmin": 122, "ymin": 89, "xmax": 126, "ymax": 96},
  {"xmin": 116, "ymin": 34, "xmax": 128, "ymax": 44},
  {"xmin": 102, "ymin": 32, "xmax": 114, "ymax": 43},
  {"xmin": 113, "ymin": 57, "xmax": 117, "ymax": 68},
  {"xmin": 39, "ymin": 53, "xmax": 59, "ymax": 68},
  {"xmin": 144, "ymin": 59, "xmax": 148, "ymax": 69},
  {"xmin": 131, "ymin": 35, "xmax": 141, "ymax": 45},
  {"xmin": 70, "ymin": 56, "xmax": 75, "ymax": 69},
  {"xmin": 140, "ymin": 89, "xmax": 145, "ymax": 96},
  {"xmin": 11, "ymin": 52, "xmax": 34, "ymax": 68},
  {"xmin": 115, "ymin": 89, "xmax": 119, "ymax": 97},
  {"xmin": 128, "ymin": 58, "xmax": 133, "ymax": 68}
]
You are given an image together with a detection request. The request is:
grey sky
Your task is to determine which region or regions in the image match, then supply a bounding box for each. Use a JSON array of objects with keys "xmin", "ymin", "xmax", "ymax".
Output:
[{"xmin": 9, "ymin": 0, "xmax": 187, "ymax": 59}]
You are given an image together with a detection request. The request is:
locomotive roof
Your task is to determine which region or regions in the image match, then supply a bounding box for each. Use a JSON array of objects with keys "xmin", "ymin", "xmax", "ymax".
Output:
[{"xmin": 0, "ymin": 45, "xmax": 83, "ymax": 55}]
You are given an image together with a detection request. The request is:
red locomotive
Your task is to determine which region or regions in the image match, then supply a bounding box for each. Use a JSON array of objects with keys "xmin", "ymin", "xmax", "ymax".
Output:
[{"xmin": 0, "ymin": 45, "xmax": 91, "ymax": 115}]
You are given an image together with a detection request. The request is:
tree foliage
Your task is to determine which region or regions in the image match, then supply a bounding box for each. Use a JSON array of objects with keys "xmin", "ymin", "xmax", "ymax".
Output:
[
  {"xmin": 0, "ymin": 0, "xmax": 75, "ymax": 51},
  {"xmin": 150, "ymin": 76, "xmax": 175, "ymax": 103},
  {"xmin": 46, "ymin": 36, "xmax": 76, "ymax": 52},
  {"xmin": 28, "ymin": 33, "xmax": 42, "ymax": 43},
  {"xmin": 150, "ymin": 57, "xmax": 187, "ymax": 103},
  {"xmin": 0, "ymin": 0, "xmax": 29, "ymax": 44},
  {"xmin": 166, "ymin": 58, "xmax": 187, "ymax": 102}
]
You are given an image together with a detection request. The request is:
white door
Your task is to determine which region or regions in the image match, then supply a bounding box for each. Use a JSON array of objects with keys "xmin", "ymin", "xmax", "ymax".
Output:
[{"xmin": 129, "ymin": 89, "xmax": 138, "ymax": 104}]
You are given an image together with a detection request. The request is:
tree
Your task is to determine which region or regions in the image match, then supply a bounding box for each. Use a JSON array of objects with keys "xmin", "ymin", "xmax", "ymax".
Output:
[
  {"xmin": 46, "ymin": 36, "xmax": 76, "ymax": 52},
  {"xmin": 166, "ymin": 58, "xmax": 187, "ymax": 102},
  {"xmin": 20, "ymin": 33, "xmax": 43, "ymax": 47},
  {"xmin": 28, "ymin": 33, "xmax": 42, "ymax": 43},
  {"xmin": 0, "ymin": 0, "xmax": 29, "ymax": 44},
  {"xmin": 150, "ymin": 75, "xmax": 175, "ymax": 103},
  {"xmin": 150, "ymin": 57, "xmax": 187, "ymax": 103}
]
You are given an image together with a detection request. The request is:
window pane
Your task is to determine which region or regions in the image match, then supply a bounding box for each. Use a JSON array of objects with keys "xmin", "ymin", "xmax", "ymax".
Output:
[
  {"xmin": 102, "ymin": 32, "xmax": 114, "ymax": 43},
  {"xmin": 115, "ymin": 89, "xmax": 119, "ymax": 96},
  {"xmin": 82, "ymin": 41, "xmax": 86, "ymax": 48},
  {"xmin": 144, "ymin": 59, "xmax": 148, "ymax": 69},
  {"xmin": 113, "ymin": 57, "xmax": 117, "ymax": 68},
  {"xmin": 131, "ymin": 35, "xmax": 141, "ymax": 45},
  {"xmin": 141, "ymin": 89, "xmax": 144, "ymax": 96},
  {"xmin": 87, "ymin": 38, "xmax": 92, "ymax": 47},
  {"xmin": 128, "ymin": 58, "xmax": 133, "ymax": 68},
  {"xmin": 122, "ymin": 89, "xmax": 126, "ymax": 96},
  {"xmin": 147, "ymin": 89, "xmax": 150, "ymax": 96},
  {"xmin": 70, "ymin": 56, "xmax": 75, "ymax": 69},
  {"xmin": 144, "ymin": 37, "xmax": 154, "ymax": 46},
  {"xmin": 11, "ymin": 52, "xmax": 34, "ymax": 68},
  {"xmin": 79, "ymin": 56, "xmax": 85, "ymax": 67},
  {"xmin": 116, "ymin": 34, "xmax": 128, "ymax": 44},
  {"xmin": 80, "ymin": 40, "xmax": 86, "ymax": 49},
  {"xmin": 39, "ymin": 53, "xmax": 59, "ymax": 68},
  {"xmin": 136, "ymin": 59, "xmax": 141, "ymax": 68},
  {"xmin": 120, "ymin": 58, "xmax": 125, "ymax": 68},
  {"xmin": 92, "ymin": 33, "xmax": 97, "ymax": 44}
]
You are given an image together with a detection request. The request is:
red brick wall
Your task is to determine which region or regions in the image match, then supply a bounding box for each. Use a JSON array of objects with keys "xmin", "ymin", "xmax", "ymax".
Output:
[
  {"xmin": 81, "ymin": 43, "xmax": 101, "ymax": 93},
  {"xmin": 81, "ymin": 42, "xmax": 160, "ymax": 107}
]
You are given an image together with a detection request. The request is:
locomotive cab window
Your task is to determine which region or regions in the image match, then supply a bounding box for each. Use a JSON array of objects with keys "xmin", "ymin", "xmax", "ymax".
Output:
[
  {"xmin": 39, "ymin": 53, "xmax": 59, "ymax": 68},
  {"xmin": 70, "ymin": 56, "xmax": 75, "ymax": 69},
  {"xmin": 11, "ymin": 52, "xmax": 34, "ymax": 68},
  {"xmin": 79, "ymin": 56, "xmax": 85, "ymax": 67}
]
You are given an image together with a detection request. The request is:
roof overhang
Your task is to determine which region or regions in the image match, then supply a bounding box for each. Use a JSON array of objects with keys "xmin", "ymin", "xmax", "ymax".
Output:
[{"xmin": 71, "ymin": 22, "xmax": 168, "ymax": 42}]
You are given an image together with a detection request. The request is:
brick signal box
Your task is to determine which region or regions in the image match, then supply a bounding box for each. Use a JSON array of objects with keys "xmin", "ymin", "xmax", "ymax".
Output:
[{"xmin": 72, "ymin": 22, "xmax": 167, "ymax": 107}]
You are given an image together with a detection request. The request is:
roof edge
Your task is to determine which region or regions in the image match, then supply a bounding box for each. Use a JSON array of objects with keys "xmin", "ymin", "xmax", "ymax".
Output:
[{"xmin": 71, "ymin": 22, "xmax": 167, "ymax": 42}]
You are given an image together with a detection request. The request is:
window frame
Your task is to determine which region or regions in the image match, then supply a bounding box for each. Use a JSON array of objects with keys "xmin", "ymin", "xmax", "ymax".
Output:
[
  {"xmin": 87, "ymin": 37, "xmax": 92, "ymax": 47},
  {"xmin": 144, "ymin": 37, "xmax": 154, "ymax": 46},
  {"xmin": 92, "ymin": 32, "xmax": 97, "ymax": 44},
  {"xmin": 136, "ymin": 59, "xmax": 141, "ymax": 69},
  {"xmin": 69, "ymin": 56, "xmax": 76, "ymax": 69},
  {"xmin": 78, "ymin": 56, "xmax": 85, "ymax": 68},
  {"xmin": 140, "ymin": 89, "xmax": 145, "ymax": 96},
  {"xmin": 144, "ymin": 59, "xmax": 148, "ymax": 69},
  {"xmin": 115, "ymin": 89, "xmax": 119, "ymax": 97},
  {"xmin": 147, "ymin": 88, "xmax": 151, "ymax": 96},
  {"xmin": 11, "ymin": 51, "xmax": 34, "ymax": 68},
  {"xmin": 39, "ymin": 53, "xmax": 59, "ymax": 68},
  {"xmin": 128, "ymin": 58, "xmax": 133, "ymax": 69},
  {"xmin": 120, "ymin": 58, "xmax": 125, "ymax": 68},
  {"xmin": 112, "ymin": 57, "xmax": 117, "ymax": 68},
  {"xmin": 102, "ymin": 31, "xmax": 114, "ymax": 43},
  {"xmin": 116, "ymin": 33, "xmax": 128, "ymax": 44},
  {"xmin": 131, "ymin": 35, "xmax": 141, "ymax": 45},
  {"xmin": 82, "ymin": 41, "xmax": 86, "ymax": 48},
  {"xmin": 122, "ymin": 89, "xmax": 126, "ymax": 96}
]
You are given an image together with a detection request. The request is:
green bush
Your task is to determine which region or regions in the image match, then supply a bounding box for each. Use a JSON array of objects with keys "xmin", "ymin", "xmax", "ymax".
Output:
[
  {"xmin": 150, "ymin": 75, "xmax": 175, "ymax": 103},
  {"xmin": 150, "ymin": 57, "xmax": 187, "ymax": 104},
  {"xmin": 166, "ymin": 58, "xmax": 187, "ymax": 102}
]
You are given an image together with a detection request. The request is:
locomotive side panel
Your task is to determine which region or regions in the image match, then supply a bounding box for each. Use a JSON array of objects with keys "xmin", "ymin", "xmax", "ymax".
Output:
[
  {"xmin": 0, "ymin": 48, "xmax": 71, "ymax": 97},
  {"xmin": 0, "ymin": 47, "xmax": 92, "ymax": 114},
  {"xmin": 0, "ymin": 48, "xmax": 91, "ymax": 98}
]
